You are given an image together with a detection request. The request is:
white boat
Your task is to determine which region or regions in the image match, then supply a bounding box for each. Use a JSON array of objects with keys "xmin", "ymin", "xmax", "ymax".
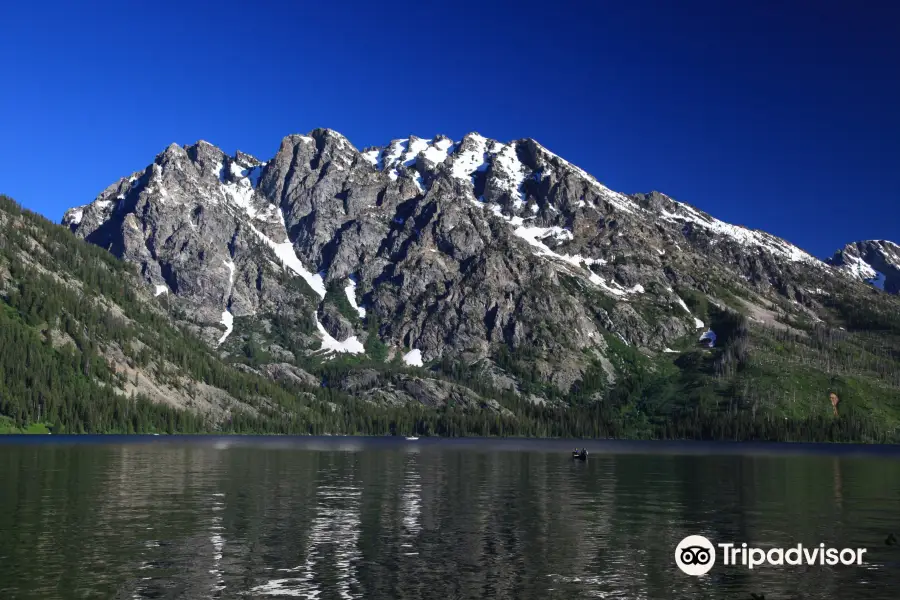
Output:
[{"xmin": 406, "ymin": 436, "xmax": 419, "ymax": 441}]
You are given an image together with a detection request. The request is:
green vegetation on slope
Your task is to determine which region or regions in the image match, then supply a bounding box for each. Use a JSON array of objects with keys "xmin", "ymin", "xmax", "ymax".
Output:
[
  {"xmin": 0, "ymin": 416, "xmax": 51, "ymax": 434},
  {"xmin": 587, "ymin": 292, "xmax": 900, "ymax": 443}
]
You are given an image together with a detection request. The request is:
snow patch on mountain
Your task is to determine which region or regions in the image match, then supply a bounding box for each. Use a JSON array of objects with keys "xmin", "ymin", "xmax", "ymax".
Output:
[
  {"xmin": 368, "ymin": 136, "xmax": 456, "ymax": 184},
  {"xmin": 360, "ymin": 133, "xmax": 647, "ymax": 224},
  {"xmin": 587, "ymin": 273, "xmax": 628, "ymax": 296},
  {"xmin": 223, "ymin": 258, "xmax": 235, "ymax": 291},
  {"xmin": 65, "ymin": 189, "xmax": 122, "ymax": 228},
  {"xmin": 511, "ymin": 225, "xmax": 639, "ymax": 296},
  {"xmin": 881, "ymin": 241, "xmax": 900, "ymax": 266},
  {"xmin": 423, "ymin": 138, "xmax": 453, "ymax": 165},
  {"xmin": 383, "ymin": 140, "xmax": 406, "ymax": 181},
  {"xmin": 671, "ymin": 291, "xmax": 705, "ymax": 328},
  {"xmin": 828, "ymin": 241, "xmax": 899, "ymax": 294},
  {"xmin": 659, "ymin": 197, "xmax": 822, "ymax": 266},
  {"xmin": 315, "ymin": 315, "xmax": 364, "ymax": 355},
  {"xmin": 67, "ymin": 208, "xmax": 84, "ymax": 226},
  {"xmin": 843, "ymin": 253, "xmax": 879, "ymax": 281},
  {"xmin": 344, "ymin": 277, "xmax": 366, "ymax": 318},
  {"xmin": 491, "ymin": 142, "xmax": 528, "ymax": 207},
  {"xmin": 222, "ymin": 179, "xmax": 257, "ymax": 218},
  {"xmin": 228, "ymin": 162, "xmax": 245, "ymax": 180},
  {"xmin": 217, "ymin": 158, "xmax": 270, "ymax": 220},
  {"xmin": 148, "ymin": 163, "xmax": 169, "ymax": 200},
  {"xmin": 230, "ymin": 160, "xmax": 265, "ymax": 188},
  {"xmin": 154, "ymin": 284, "xmax": 168, "ymax": 297},
  {"xmin": 450, "ymin": 135, "xmax": 489, "ymax": 184},
  {"xmin": 402, "ymin": 138, "xmax": 429, "ymax": 166},
  {"xmin": 361, "ymin": 148, "xmax": 382, "ymax": 169},
  {"xmin": 323, "ymin": 129, "xmax": 356, "ymax": 153},
  {"xmin": 218, "ymin": 311, "xmax": 234, "ymax": 346},
  {"xmin": 248, "ymin": 224, "xmax": 326, "ymax": 298},
  {"xmin": 403, "ymin": 349, "xmax": 423, "ymax": 367},
  {"xmin": 465, "ymin": 195, "xmax": 628, "ymax": 297}
]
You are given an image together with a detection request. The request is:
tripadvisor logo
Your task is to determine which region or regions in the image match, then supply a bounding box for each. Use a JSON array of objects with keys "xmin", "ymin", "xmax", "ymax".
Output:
[
  {"xmin": 675, "ymin": 535, "xmax": 717, "ymax": 576},
  {"xmin": 675, "ymin": 535, "xmax": 867, "ymax": 576}
]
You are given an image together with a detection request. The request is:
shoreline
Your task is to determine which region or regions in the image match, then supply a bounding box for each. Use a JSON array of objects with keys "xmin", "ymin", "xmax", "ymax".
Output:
[{"xmin": 3, "ymin": 433, "xmax": 900, "ymax": 457}]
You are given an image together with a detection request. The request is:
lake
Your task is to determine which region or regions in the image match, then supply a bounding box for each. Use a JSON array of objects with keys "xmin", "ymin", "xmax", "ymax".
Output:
[{"xmin": 1, "ymin": 436, "xmax": 900, "ymax": 599}]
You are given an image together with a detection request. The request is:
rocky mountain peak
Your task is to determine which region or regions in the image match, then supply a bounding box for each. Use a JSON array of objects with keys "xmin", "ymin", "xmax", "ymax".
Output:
[
  {"xmin": 183, "ymin": 140, "xmax": 227, "ymax": 169},
  {"xmin": 308, "ymin": 128, "xmax": 358, "ymax": 154},
  {"xmin": 828, "ymin": 240, "xmax": 900, "ymax": 293},
  {"xmin": 234, "ymin": 150, "xmax": 262, "ymax": 167},
  {"xmin": 632, "ymin": 191, "xmax": 671, "ymax": 211}
]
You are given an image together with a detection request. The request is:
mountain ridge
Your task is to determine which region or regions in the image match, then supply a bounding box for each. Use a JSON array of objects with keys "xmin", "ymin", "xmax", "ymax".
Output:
[
  {"xmin": 65, "ymin": 129, "xmax": 877, "ymax": 268},
  {"xmin": 61, "ymin": 129, "xmax": 898, "ymax": 353},
  {"xmin": 46, "ymin": 127, "xmax": 900, "ymax": 441}
]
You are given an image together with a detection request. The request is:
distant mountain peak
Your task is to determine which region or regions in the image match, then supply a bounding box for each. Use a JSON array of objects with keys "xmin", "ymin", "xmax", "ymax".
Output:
[{"xmin": 828, "ymin": 240, "xmax": 900, "ymax": 293}]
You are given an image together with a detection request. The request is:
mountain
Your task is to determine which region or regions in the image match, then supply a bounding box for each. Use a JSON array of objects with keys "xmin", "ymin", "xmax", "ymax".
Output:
[
  {"xmin": 6, "ymin": 129, "xmax": 900, "ymax": 440},
  {"xmin": 3, "ymin": 191, "xmax": 564, "ymax": 435},
  {"xmin": 0, "ymin": 193, "xmax": 435, "ymax": 434},
  {"xmin": 827, "ymin": 240, "xmax": 900, "ymax": 294}
]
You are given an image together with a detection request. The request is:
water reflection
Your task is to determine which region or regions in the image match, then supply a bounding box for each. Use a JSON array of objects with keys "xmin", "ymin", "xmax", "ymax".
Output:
[
  {"xmin": 401, "ymin": 453, "xmax": 422, "ymax": 540},
  {"xmin": 0, "ymin": 439, "xmax": 899, "ymax": 599},
  {"xmin": 252, "ymin": 460, "xmax": 363, "ymax": 599},
  {"xmin": 210, "ymin": 492, "xmax": 226, "ymax": 595}
]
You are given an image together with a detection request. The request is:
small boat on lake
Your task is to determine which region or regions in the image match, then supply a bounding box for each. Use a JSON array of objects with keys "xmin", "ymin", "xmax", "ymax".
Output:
[
  {"xmin": 406, "ymin": 436, "xmax": 419, "ymax": 441},
  {"xmin": 572, "ymin": 449, "xmax": 588, "ymax": 461}
]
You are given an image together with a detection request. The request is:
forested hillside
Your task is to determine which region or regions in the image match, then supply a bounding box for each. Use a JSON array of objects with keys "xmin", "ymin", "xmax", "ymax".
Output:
[
  {"xmin": 3, "ymin": 192, "xmax": 900, "ymax": 441},
  {"xmin": 0, "ymin": 194, "xmax": 408, "ymax": 435}
]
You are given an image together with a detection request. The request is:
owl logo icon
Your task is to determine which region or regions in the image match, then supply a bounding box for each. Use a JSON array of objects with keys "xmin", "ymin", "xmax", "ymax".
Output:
[{"xmin": 675, "ymin": 535, "xmax": 716, "ymax": 576}]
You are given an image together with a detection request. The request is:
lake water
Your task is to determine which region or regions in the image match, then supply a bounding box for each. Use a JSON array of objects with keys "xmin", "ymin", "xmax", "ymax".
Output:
[{"xmin": 2, "ymin": 436, "xmax": 900, "ymax": 599}]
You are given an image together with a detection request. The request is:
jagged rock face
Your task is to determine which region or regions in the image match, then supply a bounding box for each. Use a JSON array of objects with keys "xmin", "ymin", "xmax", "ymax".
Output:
[
  {"xmin": 63, "ymin": 128, "xmax": 898, "ymax": 392},
  {"xmin": 827, "ymin": 240, "xmax": 900, "ymax": 294},
  {"xmin": 66, "ymin": 141, "xmax": 330, "ymax": 347}
]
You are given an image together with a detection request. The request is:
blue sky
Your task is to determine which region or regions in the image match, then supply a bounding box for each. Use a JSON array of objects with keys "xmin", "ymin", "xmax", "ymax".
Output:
[{"xmin": 1, "ymin": 0, "xmax": 897, "ymax": 258}]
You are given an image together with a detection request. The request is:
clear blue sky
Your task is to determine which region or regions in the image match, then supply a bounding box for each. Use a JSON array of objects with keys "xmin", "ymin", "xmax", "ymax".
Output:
[{"xmin": 1, "ymin": 0, "xmax": 897, "ymax": 258}]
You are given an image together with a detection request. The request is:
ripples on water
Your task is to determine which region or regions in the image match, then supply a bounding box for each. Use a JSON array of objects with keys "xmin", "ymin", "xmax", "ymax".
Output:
[{"xmin": 1, "ymin": 437, "xmax": 900, "ymax": 599}]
